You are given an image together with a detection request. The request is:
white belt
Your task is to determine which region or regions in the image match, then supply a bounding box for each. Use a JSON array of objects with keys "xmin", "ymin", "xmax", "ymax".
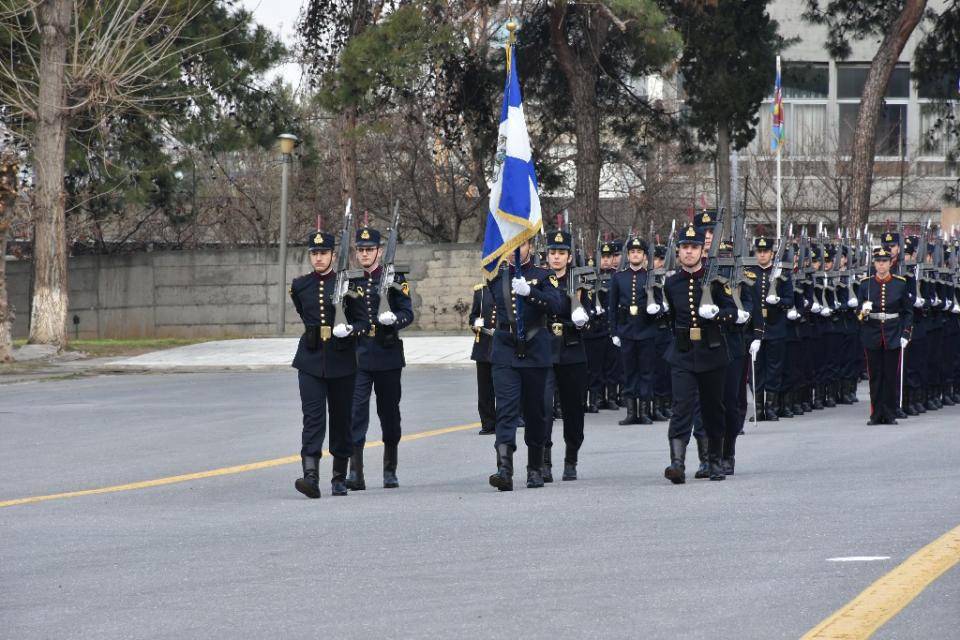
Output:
[{"xmin": 868, "ymin": 312, "xmax": 899, "ymax": 321}]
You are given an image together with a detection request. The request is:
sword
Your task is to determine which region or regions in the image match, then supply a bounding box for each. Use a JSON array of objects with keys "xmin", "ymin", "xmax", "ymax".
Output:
[
  {"xmin": 899, "ymin": 344, "xmax": 906, "ymax": 412},
  {"xmin": 751, "ymin": 352, "xmax": 759, "ymax": 427}
]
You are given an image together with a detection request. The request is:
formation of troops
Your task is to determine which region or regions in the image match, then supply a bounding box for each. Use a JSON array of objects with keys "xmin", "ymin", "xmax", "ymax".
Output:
[{"xmin": 287, "ymin": 204, "xmax": 960, "ymax": 497}]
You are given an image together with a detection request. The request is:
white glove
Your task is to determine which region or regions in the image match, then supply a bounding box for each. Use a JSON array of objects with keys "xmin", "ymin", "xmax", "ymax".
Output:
[
  {"xmin": 646, "ymin": 303, "xmax": 661, "ymax": 315},
  {"xmin": 847, "ymin": 296, "xmax": 859, "ymax": 308},
  {"xmin": 833, "ymin": 300, "xmax": 841, "ymax": 310},
  {"xmin": 820, "ymin": 307, "xmax": 832, "ymax": 317},
  {"xmin": 944, "ymin": 300, "xmax": 953, "ymax": 311},
  {"xmin": 378, "ymin": 311, "xmax": 397, "ymax": 326},
  {"xmin": 511, "ymin": 277, "xmax": 531, "ymax": 297},
  {"xmin": 787, "ymin": 308, "xmax": 800, "ymax": 321},
  {"xmin": 594, "ymin": 306, "xmax": 605, "ymax": 315},
  {"xmin": 749, "ymin": 339, "xmax": 761, "ymax": 357},
  {"xmin": 765, "ymin": 294, "xmax": 780, "ymax": 305},
  {"xmin": 333, "ymin": 323, "xmax": 352, "ymax": 338},
  {"xmin": 900, "ymin": 337, "xmax": 909, "ymax": 349},
  {"xmin": 473, "ymin": 317, "xmax": 484, "ymax": 328},
  {"xmin": 803, "ymin": 298, "xmax": 810, "ymax": 309},
  {"xmin": 811, "ymin": 301, "xmax": 822, "ymax": 314},
  {"xmin": 736, "ymin": 309, "xmax": 750, "ymax": 324},
  {"xmin": 698, "ymin": 304, "xmax": 720, "ymax": 320},
  {"xmin": 662, "ymin": 300, "xmax": 670, "ymax": 312},
  {"xmin": 861, "ymin": 300, "xmax": 873, "ymax": 313},
  {"xmin": 952, "ymin": 304, "xmax": 960, "ymax": 315},
  {"xmin": 571, "ymin": 307, "xmax": 589, "ymax": 327},
  {"xmin": 772, "ymin": 268, "xmax": 782, "ymax": 280},
  {"xmin": 932, "ymin": 296, "xmax": 941, "ymax": 307},
  {"xmin": 611, "ymin": 336, "xmax": 622, "ymax": 347},
  {"xmin": 914, "ymin": 297, "xmax": 925, "ymax": 308}
]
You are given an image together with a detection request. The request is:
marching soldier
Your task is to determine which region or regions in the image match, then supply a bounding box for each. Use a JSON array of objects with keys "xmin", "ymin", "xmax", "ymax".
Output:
[
  {"xmin": 838, "ymin": 246, "xmax": 862, "ymax": 405},
  {"xmin": 583, "ymin": 242, "xmax": 617, "ymax": 412},
  {"xmin": 652, "ymin": 244, "xmax": 673, "ymax": 420},
  {"xmin": 857, "ymin": 247, "xmax": 913, "ymax": 425},
  {"xmin": 662, "ymin": 225, "xmax": 739, "ymax": 484},
  {"xmin": 470, "ymin": 281, "xmax": 497, "ymax": 435},
  {"xmin": 347, "ymin": 226, "xmax": 415, "ymax": 491},
  {"xmin": 609, "ymin": 239, "xmax": 627, "ymax": 408},
  {"xmin": 290, "ymin": 230, "xmax": 369, "ymax": 499},
  {"xmin": 608, "ymin": 237, "xmax": 660, "ymax": 425},
  {"xmin": 487, "ymin": 239, "xmax": 564, "ymax": 491},
  {"xmin": 818, "ymin": 246, "xmax": 844, "ymax": 408},
  {"xmin": 543, "ymin": 229, "xmax": 590, "ymax": 481},
  {"xmin": 748, "ymin": 236, "xmax": 793, "ymax": 421}
]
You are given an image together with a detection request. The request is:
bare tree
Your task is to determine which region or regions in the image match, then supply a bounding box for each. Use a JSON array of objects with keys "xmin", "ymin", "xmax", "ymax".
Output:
[{"xmin": 0, "ymin": 149, "xmax": 18, "ymax": 362}]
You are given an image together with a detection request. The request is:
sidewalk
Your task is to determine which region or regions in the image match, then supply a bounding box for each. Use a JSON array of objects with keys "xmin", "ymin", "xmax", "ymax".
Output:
[{"xmin": 100, "ymin": 335, "xmax": 475, "ymax": 371}]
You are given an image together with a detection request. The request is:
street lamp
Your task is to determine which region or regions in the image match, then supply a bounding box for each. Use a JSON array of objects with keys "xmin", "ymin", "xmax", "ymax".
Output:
[{"xmin": 277, "ymin": 133, "xmax": 298, "ymax": 335}]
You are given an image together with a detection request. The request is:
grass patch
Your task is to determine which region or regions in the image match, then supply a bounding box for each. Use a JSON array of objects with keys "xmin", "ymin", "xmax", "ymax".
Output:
[{"xmin": 66, "ymin": 337, "xmax": 240, "ymax": 358}]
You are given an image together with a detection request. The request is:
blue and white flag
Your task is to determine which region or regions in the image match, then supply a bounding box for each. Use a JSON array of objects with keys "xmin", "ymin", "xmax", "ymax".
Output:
[{"xmin": 481, "ymin": 39, "xmax": 542, "ymax": 275}]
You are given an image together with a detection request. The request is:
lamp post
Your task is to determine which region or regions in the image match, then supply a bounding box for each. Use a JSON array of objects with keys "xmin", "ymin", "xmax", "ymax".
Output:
[{"xmin": 277, "ymin": 133, "xmax": 298, "ymax": 335}]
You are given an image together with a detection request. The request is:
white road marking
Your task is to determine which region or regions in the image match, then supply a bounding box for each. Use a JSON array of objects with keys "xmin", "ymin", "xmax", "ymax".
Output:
[{"xmin": 826, "ymin": 556, "xmax": 891, "ymax": 562}]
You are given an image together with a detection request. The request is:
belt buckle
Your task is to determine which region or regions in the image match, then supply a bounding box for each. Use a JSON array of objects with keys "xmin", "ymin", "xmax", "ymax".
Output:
[
  {"xmin": 369, "ymin": 324, "xmax": 376, "ymax": 337},
  {"xmin": 762, "ymin": 308, "xmax": 768, "ymax": 318},
  {"xmin": 629, "ymin": 305, "xmax": 639, "ymax": 316},
  {"xmin": 690, "ymin": 327, "xmax": 702, "ymax": 341},
  {"xmin": 552, "ymin": 322, "xmax": 564, "ymax": 336},
  {"xmin": 320, "ymin": 326, "xmax": 332, "ymax": 341}
]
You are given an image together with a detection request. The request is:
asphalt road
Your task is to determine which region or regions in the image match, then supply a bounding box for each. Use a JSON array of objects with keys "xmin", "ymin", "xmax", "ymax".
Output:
[{"xmin": 1, "ymin": 369, "xmax": 958, "ymax": 639}]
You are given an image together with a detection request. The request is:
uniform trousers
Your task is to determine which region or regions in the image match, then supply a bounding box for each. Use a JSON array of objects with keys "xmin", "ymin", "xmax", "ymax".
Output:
[
  {"xmin": 756, "ymin": 338, "xmax": 786, "ymax": 394},
  {"xmin": 620, "ymin": 337, "xmax": 655, "ymax": 400},
  {"xmin": 668, "ymin": 366, "xmax": 726, "ymax": 444},
  {"xmin": 545, "ymin": 362, "xmax": 587, "ymax": 452},
  {"xmin": 493, "ymin": 364, "xmax": 548, "ymax": 450},
  {"xmin": 299, "ymin": 371, "xmax": 355, "ymax": 459},
  {"xmin": 351, "ymin": 368, "xmax": 402, "ymax": 447},
  {"xmin": 723, "ymin": 353, "xmax": 748, "ymax": 458},
  {"xmin": 476, "ymin": 362, "xmax": 496, "ymax": 431},
  {"xmin": 866, "ymin": 347, "xmax": 901, "ymax": 423}
]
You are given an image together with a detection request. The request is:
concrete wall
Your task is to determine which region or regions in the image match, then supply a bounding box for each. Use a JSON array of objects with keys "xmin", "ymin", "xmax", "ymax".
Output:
[{"xmin": 6, "ymin": 244, "xmax": 484, "ymax": 339}]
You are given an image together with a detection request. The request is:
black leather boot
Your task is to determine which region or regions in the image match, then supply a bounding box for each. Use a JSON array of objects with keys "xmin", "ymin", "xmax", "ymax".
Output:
[
  {"xmin": 664, "ymin": 438, "xmax": 687, "ymax": 485},
  {"xmin": 489, "ymin": 444, "xmax": 513, "ymax": 491},
  {"xmin": 553, "ymin": 394, "xmax": 563, "ymax": 420},
  {"xmin": 933, "ymin": 385, "xmax": 943, "ymax": 409},
  {"xmin": 616, "ymin": 386, "xmax": 626, "ymax": 407},
  {"xmin": 778, "ymin": 393, "xmax": 794, "ymax": 418},
  {"xmin": 562, "ymin": 445, "xmax": 578, "ymax": 481},
  {"xmin": 663, "ymin": 397, "xmax": 673, "ymax": 418},
  {"xmin": 942, "ymin": 387, "xmax": 956, "ymax": 406},
  {"xmin": 383, "ymin": 443, "xmax": 399, "ymax": 488},
  {"xmin": 585, "ymin": 390, "xmax": 599, "ymax": 413},
  {"xmin": 618, "ymin": 398, "xmax": 641, "ymax": 425},
  {"xmin": 651, "ymin": 397, "xmax": 668, "ymax": 421},
  {"xmin": 294, "ymin": 454, "xmax": 321, "ymax": 499},
  {"xmin": 331, "ymin": 456, "xmax": 349, "ymax": 496},
  {"xmin": 791, "ymin": 389, "xmax": 805, "ymax": 416},
  {"xmin": 638, "ymin": 399, "xmax": 653, "ymax": 425},
  {"xmin": 925, "ymin": 387, "xmax": 938, "ymax": 411},
  {"xmin": 848, "ymin": 380, "xmax": 860, "ymax": 403},
  {"xmin": 526, "ymin": 447, "xmax": 545, "ymax": 488},
  {"xmin": 601, "ymin": 386, "xmax": 619, "ymax": 411},
  {"xmin": 904, "ymin": 388, "xmax": 919, "ymax": 416},
  {"xmin": 707, "ymin": 439, "xmax": 725, "ymax": 481},
  {"xmin": 837, "ymin": 382, "xmax": 852, "ymax": 405},
  {"xmin": 542, "ymin": 445, "xmax": 554, "ymax": 483},
  {"xmin": 763, "ymin": 396, "xmax": 779, "ymax": 422},
  {"xmin": 823, "ymin": 383, "xmax": 837, "ymax": 408},
  {"xmin": 952, "ymin": 383, "xmax": 960, "ymax": 404},
  {"xmin": 812, "ymin": 385, "xmax": 825, "ymax": 410},
  {"xmin": 722, "ymin": 436, "xmax": 736, "ymax": 476},
  {"xmin": 346, "ymin": 446, "xmax": 366, "ymax": 491},
  {"xmin": 694, "ymin": 437, "xmax": 709, "ymax": 479},
  {"xmin": 801, "ymin": 386, "xmax": 813, "ymax": 413}
]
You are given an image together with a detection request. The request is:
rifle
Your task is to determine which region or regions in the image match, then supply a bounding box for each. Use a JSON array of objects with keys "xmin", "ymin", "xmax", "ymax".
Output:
[
  {"xmin": 333, "ymin": 199, "xmax": 361, "ymax": 327},
  {"xmin": 376, "ymin": 200, "xmax": 406, "ymax": 317},
  {"xmin": 564, "ymin": 210, "xmax": 591, "ymax": 314},
  {"xmin": 644, "ymin": 220, "xmax": 657, "ymax": 305},
  {"xmin": 699, "ymin": 205, "xmax": 727, "ymax": 309},
  {"xmin": 769, "ymin": 222, "xmax": 793, "ymax": 299},
  {"xmin": 617, "ymin": 227, "xmax": 633, "ymax": 272},
  {"xmin": 663, "ymin": 222, "xmax": 677, "ymax": 274}
]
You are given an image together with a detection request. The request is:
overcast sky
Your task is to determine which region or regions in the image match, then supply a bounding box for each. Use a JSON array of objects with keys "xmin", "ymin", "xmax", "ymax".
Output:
[{"xmin": 239, "ymin": 0, "xmax": 305, "ymax": 88}]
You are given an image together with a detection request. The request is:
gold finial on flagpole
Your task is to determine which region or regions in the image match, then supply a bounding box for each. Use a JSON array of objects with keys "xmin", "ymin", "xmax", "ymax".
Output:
[{"xmin": 506, "ymin": 18, "xmax": 518, "ymax": 45}]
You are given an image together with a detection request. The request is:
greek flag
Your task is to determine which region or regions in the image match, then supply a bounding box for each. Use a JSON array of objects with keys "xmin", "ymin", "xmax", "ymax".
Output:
[{"xmin": 480, "ymin": 39, "xmax": 542, "ymax": 275}]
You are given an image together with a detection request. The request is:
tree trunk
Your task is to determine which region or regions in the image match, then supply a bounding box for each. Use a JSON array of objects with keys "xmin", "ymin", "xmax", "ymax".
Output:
[
  {"xmin": 549, "ymin": 5, "xmax": 610, "ymax": 240},
  {"xmin": 848, "ymin": 0, "xmax": 927, "ymax": 229},
  {"xmin": 29, "ymin": 0, "xmax": 72, "ymax": 350},
  {"xmin": 338, "ymin": 107, "xmax": 359, "ymax": 212},
  {"xmin": 0, "ymin": 152, "xmax": 18, "ymax": 363},
  {"xmin": 716, "ymin": 121, "xmax": 731, "ymax": 237}
]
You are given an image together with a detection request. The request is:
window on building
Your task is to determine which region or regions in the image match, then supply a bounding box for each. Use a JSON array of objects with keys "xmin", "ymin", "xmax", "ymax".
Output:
[
  {"xmin": 752, "ymin": 62, "xmax": 828, "ymax": 156},
  {"xmin": 839, "ymin": 102, "xmax": 907, "ymax": 157},
  {"xmin": 837, "ymin": 64, "xmax": 910, "ymax": 99},
  {"xmin": 917, "ymin": 74, "xmax": 958, "ymax": 159},
  {"xmin": 782, "ymin": 63, "xmax": 829, "ymax": 99}
]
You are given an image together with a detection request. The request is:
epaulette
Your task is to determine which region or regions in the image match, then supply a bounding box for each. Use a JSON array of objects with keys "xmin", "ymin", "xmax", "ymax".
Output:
[
  {"xmin": 744, "ymin": 270, "xmax": 757, "ymax": 280},
  {"xmin": 893, "ymin": 275, "xmax": 906, "ymax": 281},
  {"xmin": 473, "ymin": 283, "xmax": 485, "ymax": 291},
  {"xmin": 859, "ymin": 275, "xmax": 871, "ymax": 282}
]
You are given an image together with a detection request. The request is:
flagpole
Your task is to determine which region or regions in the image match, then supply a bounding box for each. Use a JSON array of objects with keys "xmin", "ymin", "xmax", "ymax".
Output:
[
  {"xmin": 506, "ymin": 19, "xmax": 525, "ymax": 341},
  {"xmin": 776, "ymin": 55, "xmax": 782, "ymax": 239}
]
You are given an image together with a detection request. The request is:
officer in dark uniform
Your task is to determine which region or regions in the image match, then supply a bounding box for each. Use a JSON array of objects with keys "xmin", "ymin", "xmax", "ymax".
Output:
[
  {"xmin": 747, "ymin": 235, "xmax": 794, "ymax": 421},
  {"xmin": 608, "ymin": 239, "xmax": 627, "ymax": 408},
  {"xmin": 652, "ymin": 244, "xmax": 673, "ymax": 420},
  {"xmin": 470, "ymin": 281, "xmax": 497, "ymax": 434},
  {"xmin": 837, "ymin": 246, "xmax": 862, "ymax": 405},
  {"xmin": 662, "ymin": 225, "xmax": 739, "ymax": 484},
  {"xmin": 818, "ymin": 246, "xmax": 844, "ymax": 407},
  {"xmin": 583, "ymin": 242, "xmax": 616, "ymax": 412},
  {"xmin": 921, "ymin": 243, "xmax": 943, "ymax": 411},
  {"xmin": 347, "ymin": 227, "xmax": 415, "ymax": 491},
  {"xmin": 487, "ymin": 239, "xmax": 564, "ymax": 491},
  {"xmin": 608, "ymin": 236, "xmax": 660, "ymax": 425},
  {"xmin": 857, "ymin": 247, "xmax": 914, "ymax": 425},
  {"xmin": 784, "ymin": 242, "xmax": 806, "ymax": 415},
  {"xmin": 289, "ymin": 230, "xmax": 369, "ymax": 499},
  {"xmin": 543, "ymin": 229, "xmax": 590, "ymax": 481},
  {"xmin": 902, "ymin": 237, "xmax": 927, "ymax": 415}
]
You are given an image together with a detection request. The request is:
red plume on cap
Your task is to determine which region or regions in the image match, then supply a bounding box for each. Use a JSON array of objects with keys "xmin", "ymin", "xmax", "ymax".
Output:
[
  {"xmin": 687, "ymin": 206, "xmax": 694, "ymax": 222},
  {"xmin": 755, "ymin": 224, "xmax": 766, "ymax": 236},
  {"xmin": 363, "ymin": 210, "xmax": 370, "ymax": 227},
  {"xmin": 555, "ymin": 212, "xmax": 564, "ymax": 227},
  {"xmin": 316, "ymin": 214, "xmax": 322, "ymax": 231}
]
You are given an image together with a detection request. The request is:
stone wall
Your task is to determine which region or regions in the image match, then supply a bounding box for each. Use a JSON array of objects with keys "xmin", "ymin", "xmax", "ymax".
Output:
[{"xmin": 6, "ymin": 244, "xmax": 484, "ymax": 339}]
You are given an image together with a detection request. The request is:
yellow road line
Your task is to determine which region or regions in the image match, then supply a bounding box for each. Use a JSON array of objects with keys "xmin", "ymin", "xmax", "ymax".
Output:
[
  {"xmin": 802, "ymin": 523, "xmax": 960, "ymax": 639},
  {"xmin": 0, "ymin": 422, "xmax": 480, "ymax": 509}
]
